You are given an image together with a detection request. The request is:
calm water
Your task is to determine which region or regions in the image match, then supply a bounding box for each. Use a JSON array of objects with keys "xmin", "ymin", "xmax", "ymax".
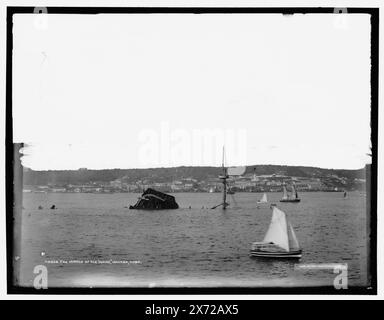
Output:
[{"xmin": 18, "ymin": 192, "xmax": 369, "ymax": 288}]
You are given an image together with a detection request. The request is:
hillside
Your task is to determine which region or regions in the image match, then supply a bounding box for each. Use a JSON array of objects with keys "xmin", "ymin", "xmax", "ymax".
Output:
[{"xmin": 23, "ymin": 165, "xmax": 366, "ymax": 186}]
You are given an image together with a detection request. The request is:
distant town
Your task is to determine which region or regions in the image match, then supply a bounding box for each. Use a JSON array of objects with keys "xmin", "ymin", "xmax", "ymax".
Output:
[{"xmin": 22, "ymin": 165, "xmax": 367, "ymax": 194}]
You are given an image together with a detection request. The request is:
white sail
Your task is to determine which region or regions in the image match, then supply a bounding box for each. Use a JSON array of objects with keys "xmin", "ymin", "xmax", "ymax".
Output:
[
  {"xmin": 227, "ymin": 166, "xmax": 246, "ymax": 176},
  {"xmin": 262, "ymin": 207, "xmax": 290, "ymax": 252},
  {"xmin": 287, "ymin": 222, "xmax": 300, "ymax": 251},
  {"xmin": 258, "ymin": 193, "xmax": 267, "ymax": 203},
  {"xmin": 282, "ymin": 185, "xmax": 288, "ymax": 200}
]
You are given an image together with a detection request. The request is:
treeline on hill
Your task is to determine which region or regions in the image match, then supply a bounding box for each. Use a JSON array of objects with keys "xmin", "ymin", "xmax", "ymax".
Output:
[
  {"xmin": 22, "ymin": 165, "xmax": 366, "ymax": 186},
  {"xmin": 245, "ymin": 165, "xmax": 366, "ymax": 180}
]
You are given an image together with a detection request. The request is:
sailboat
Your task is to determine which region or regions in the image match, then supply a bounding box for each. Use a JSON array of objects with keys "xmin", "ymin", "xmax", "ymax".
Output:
[
  {"xmin": 250, "ymin": 206, "xmax": 302, "ymax": 258},
  {"xmin": 257, "ymin": 193, "xmax": 268, "ymax": 204},
  {"xmin": 280, "ymin": 184, "xmax": 300, "ymax": 203}
]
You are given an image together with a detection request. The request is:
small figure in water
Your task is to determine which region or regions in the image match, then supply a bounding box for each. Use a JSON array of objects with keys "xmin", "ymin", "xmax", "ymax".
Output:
[
  {"xmin": 50, "ymin": 205, "xmax": 56, "ymax": 210},
  {"xmin": 189, "ymin": 206, "xmax": 191, "ymax": 209},
  {"xmin": 38, "ymin": 205, "xmax": 43, "ymax": 210},
  {"xmin": 344, "ymin": 191, "xmax": 347, "ymax": 198}
]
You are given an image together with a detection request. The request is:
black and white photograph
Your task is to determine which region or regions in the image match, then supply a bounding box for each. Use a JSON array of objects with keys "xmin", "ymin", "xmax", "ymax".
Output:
[{"xmin": 5, "ymin": 5, "xmax": 378, "ymax": 296}]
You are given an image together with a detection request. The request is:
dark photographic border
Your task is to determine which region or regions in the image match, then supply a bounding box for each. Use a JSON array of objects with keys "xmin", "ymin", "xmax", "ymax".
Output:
[{"xmin": 6, "ymin": 6, "xmax": 378, "ymax": 295}]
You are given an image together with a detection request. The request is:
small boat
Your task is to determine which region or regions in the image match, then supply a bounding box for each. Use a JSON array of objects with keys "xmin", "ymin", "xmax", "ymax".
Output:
[
  {"xmin": 280, "ymin": 184, "xmax": 300, "ymax": 203},
  {"xmin": 250, "ymin": 206, "xmax": 302, "ymax": 258},
  {"xmin": 257, "ymin": 193, "xmax": 268, "ymax": 204}
]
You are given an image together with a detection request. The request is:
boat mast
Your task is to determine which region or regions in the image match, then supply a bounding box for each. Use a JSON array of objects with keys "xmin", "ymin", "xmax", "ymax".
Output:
[{"xmin": 221, "ymin": 146, "xmax": 228, "ymax": 210}]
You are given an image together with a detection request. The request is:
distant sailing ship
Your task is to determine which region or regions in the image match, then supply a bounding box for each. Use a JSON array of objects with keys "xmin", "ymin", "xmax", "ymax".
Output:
[
  {"xmin": 250, "ymin": 205, "xmax": 302, "ymax": 258},
  {"xmin": 211, "ymin": 147, "xmax": 245, "ymax": 210},
  {"xmin": 227, "ymin": 187, "xmax": 235, "ymax": 195},
  {"xmin": 257, "ymin": 193, "xmax": 268, "ymax": 204},
  {"xmin": 280, "ymin": 183, "xmax": 300, "ymax": 203}
]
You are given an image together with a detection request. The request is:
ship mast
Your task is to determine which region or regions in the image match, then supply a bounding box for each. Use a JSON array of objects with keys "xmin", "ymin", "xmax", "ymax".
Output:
[{"xmin": 211, "ymin": 146, "xmax": 229, "ymax": 210}]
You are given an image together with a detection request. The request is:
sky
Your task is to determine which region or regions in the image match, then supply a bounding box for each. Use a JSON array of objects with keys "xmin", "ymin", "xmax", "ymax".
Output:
[{"xmin": 12, "ymin": 13, "xmax": 371, "ymax": 170}]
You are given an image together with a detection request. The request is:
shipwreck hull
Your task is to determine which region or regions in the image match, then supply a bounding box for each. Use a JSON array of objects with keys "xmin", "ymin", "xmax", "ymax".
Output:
[{"xmin": 129, "ymin": 188, "xmax": 179, "ymax": 210}]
